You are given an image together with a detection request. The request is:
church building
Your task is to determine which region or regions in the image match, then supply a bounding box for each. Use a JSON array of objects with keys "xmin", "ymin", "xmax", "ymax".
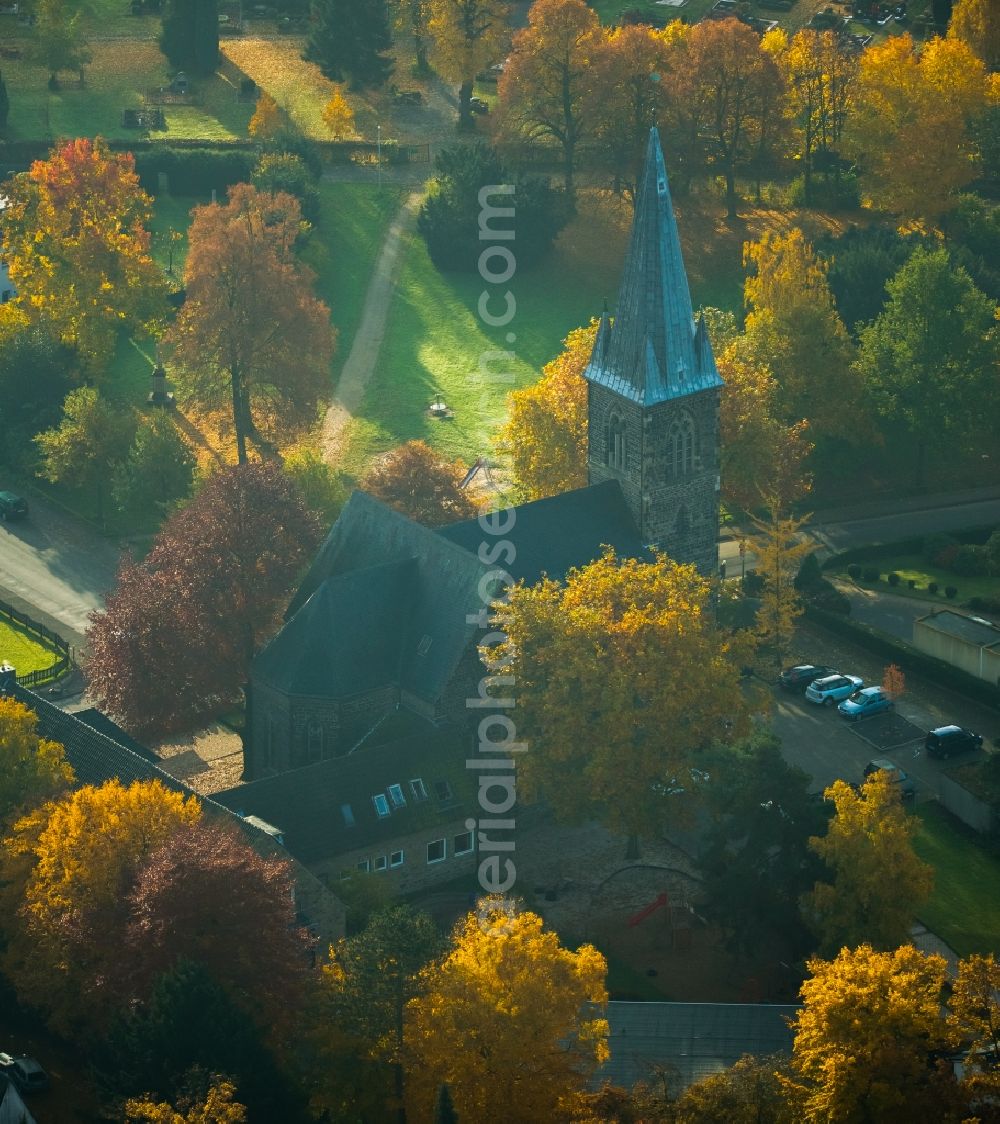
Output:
[{"xmin": 217, "ymin": 129, "xmax": 723, "ymax": 891}]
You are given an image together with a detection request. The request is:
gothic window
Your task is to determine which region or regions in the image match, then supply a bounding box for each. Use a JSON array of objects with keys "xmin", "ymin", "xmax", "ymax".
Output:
[
  {"xmin": 667, "ymin": 412, "xmax": 696, "ymax": 479},
  {"xmin": 606, "ymin": 411, "xmax": 626, "ymax": 471}
]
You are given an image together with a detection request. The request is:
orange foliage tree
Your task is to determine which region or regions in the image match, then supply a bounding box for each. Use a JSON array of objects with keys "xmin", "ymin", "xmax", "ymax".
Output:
[{"xmin": 362, "ymin": 440, "xmax": 479, "ymax": 526}]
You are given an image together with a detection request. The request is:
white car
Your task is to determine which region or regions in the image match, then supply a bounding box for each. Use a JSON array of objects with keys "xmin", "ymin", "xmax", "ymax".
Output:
[{"xmin": 804, "ymin": 673, "xmax": 863, "ymax": 706}]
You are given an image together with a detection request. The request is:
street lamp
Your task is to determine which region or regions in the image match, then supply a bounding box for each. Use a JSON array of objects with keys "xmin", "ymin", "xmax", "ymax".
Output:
[{"xmin": 377, "ymin": 123, "xmax": 382, "ymax": 190}]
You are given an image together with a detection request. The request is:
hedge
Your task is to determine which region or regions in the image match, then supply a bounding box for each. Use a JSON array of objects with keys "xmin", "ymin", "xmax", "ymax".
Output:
[
  {"xmin": 132, "ymin": 146, "xmax": 257, "ymax": 195},
  {"xmin": 822, "ymin": 526, "xmax": 996, "ymax": 572},
  {"xmin": 804, "ymin": 605, "xmax": 1000, "ymax": 713}
]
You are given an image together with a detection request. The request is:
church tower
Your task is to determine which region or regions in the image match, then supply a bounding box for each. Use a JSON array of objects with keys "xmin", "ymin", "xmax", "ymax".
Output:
[{"xmin": 583, "ymin": 128, "xmax": 724, "ymax": 577}]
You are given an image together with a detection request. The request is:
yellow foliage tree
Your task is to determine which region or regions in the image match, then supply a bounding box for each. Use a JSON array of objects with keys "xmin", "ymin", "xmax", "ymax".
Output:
[
  {"xmin": 3, "ymin": 778, "xmax": 201, "ymax": 1032},
  {"xmin": 743, "ymin": 228, "xmax": 862, "ymax": 443},
  {"xmin": 125, "ymin": 1079, "xmax": 246, "ymax": 1123},
  {"xmin": 404, "ymin": 903, "xmax": 608, "ymax": 1122},
  {"xmin": 248, "ymin": 92, "xmax": 281, "ymax": 140},
  {"xmin": 949, "ymin": 0, "xmax": 1000, "ymax": 73},
  {"xmin": 786, "ymin": 945, "xmax": 952, "ymax": 1122},
  {"xmin": 495, "ymin": 320, "xmax": 595, "ymax": 502},
  {"xmin": 321, "ymin": 84, "xmax": 355, "ymax": 139},
  {"xmin": 0, "ymin": 696, "xmax": 74, "ymax": 828},
  {"xmin": 745, "ymin": 504, "xmax": 814, "ymax": 667},
  {"xmin": 844, "ymin": 33, "xmax": 990, "ymax": 224},
  {"xmin": 426, "ymin": 0, "xmax": 510, "ymax": 123},
  {"xmin": 802, "ymin": 771, "xmax": 934, "ymax": 955},
  {"xmin": 493, "ymin": 549, "xmax": 763, "ymax": 839},
  {"xmin": 948, "ymin": 953, "xmax": 1000, "ymax": 1103},
  {"xmin": 717, "ymin": 343, "xmax": 812, "ymax": 512}
]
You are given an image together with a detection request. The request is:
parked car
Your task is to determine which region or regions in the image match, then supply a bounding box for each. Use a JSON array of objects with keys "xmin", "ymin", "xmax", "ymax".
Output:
[
  {"xmin": 0, "ymin": 491, "xmax": 27, "ymax": 521},
  {"xmin": 779, "ymin": 664, "xmax": 836, "ymax": 691},
  {"xmin": 805, "ymin": 673, "xmax": 864, "ymax": 706},
  {"xmin": 925, "ymin": 725, "xmax": 983, "ymax": 759},
  {"xmin": 838, "ymin": 686, "xmax": 895, "ymax": 721},
  {"xmin": 469, "ymin": 96, "xmax": 489, "ymax": 115},
  {"xmin": 864, "ymin": 758, "xmax": 916, "ymax": 800},
  {"xmin": 0, "ymin": 1052, "xmax": 49, "ymax": 1094}
]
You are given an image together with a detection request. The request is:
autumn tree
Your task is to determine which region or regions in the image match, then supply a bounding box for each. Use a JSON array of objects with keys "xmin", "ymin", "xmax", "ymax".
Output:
[
  {"xmin": 306, "ymin": 0, "xmax": 393, "ymax": 89},
  {"xmin": 248, "ymin": 92, "xmax": 281, "ymax": 140},
  {"xmin": 854, "ymin": 245, "xmax": 998, "ymax": 485},
  {"xmin": 405, "ymin": 903, "xmax": 609, "ymax": 1122},
  {"xmin": 35, "ymin": 388, "xmax": 137, "ymax": 525},
  {"xmin": 321, "ymin": 84, "xmax": 355, "ymax": 139},
  {"xmin": 112, "ymin": 411, "xmax": 195, "ymax": 520},
  {"xmin": 426, "ymin": 0, "xmax": 510, "ymax": 126},
  {"xmin": 495, "ymin": 320, "xmax": 593, "ymax": 501},
  {"xmin": 391, "ymin": 0, "xmax": 431, "ymax": 74},
  {"xmin": 590, "ymin": 24, "xmax": 674, "ymax": 195},
  {"xmin": 0, "ymin": 138, "xmax": 168, "ymax": 370},
  {"xmin": 0, "ymin": 326, "xmax": 73, "ymax": 471},
  {"xmin": 844, "ymin": 34, "xmax": 990, "ymax": 224},
  {"xmin": 786, "ymin": 945, "xmax": 956, "ymax": 1122},
  {"xmin": 0, "ymin": 696, "xmax": 73, "ymax": 828},
  {"xmin": 494, "ymin": 549, "xmax": 762, "ymax": 840},
  {"xmin": 363, "ymin": 441, "xmax": 479, "ymax": 526},
  {"xmin": 164, "ymin": 184, "xmax": 335, "ymax": 463},
  {"xmin": 159, "ymin": 0, "xmax": 219, "ymax": 76},
  {"xmin": 310, "ymin": 906, "xmax": 442, "ymax": 1119},
  {"xmin": 86, "ymin": 462, "xmax": 321, "ymax": 735},
  {"xmin": 716, "ymin": 342, "xmax": 812, "ymax": 512},
  {"xmin": 122, "ymin": 820, "xmax": 313, "ymax": 1035},
  {"xmin": 802, "ymin": 771, "xmax": 934, "ymax": 955},
  {"xmin": 494, "ymin": 0, "xmax": 603, "ymax": 198},
  {"xmin": 949, "ymin": 954, "xmax": 1000, "ymax": 1104},
  {"xmin": 776, "ymin": 29, "xmax": 857, "ymax": 205},
  {"xmin": 125, "ymin": 1080, "xmax": 246, "ymax": 1124},
  {"xmin": 282, "ymin": 448, "xmax": 350, "ymax": 526},
  {"xmin": 0, "ymin": 70, "xmax": 9, "ymax": 133},
  {"xmin": 250, "ymin": 152, "xmax": 320, "ymax": 224},
  {"xmin": 674, "ymin": 1054, "xmax": 800, "ymax": 1124},
  {"xmin": 3, "ymin": 778, "xmax": 201, "ymax": 1033},
  {"xmin": 34, "ymin": 0, "xmax": 91, "ymax": 87},
  {"xmin": 882, "ymin": 663, "xmax": 905, "ymax": 700},
  {"xmin": 950, "ymin": 0, "xmax": 1000, "ymax": 71},
  {"xmin": 746, "ymin": 505, "xmax": 814, "ymax": 667},
  {"xmin": 743, "ymin": 228, "xmax": 863, "ymax": 444},
  {"xmin": 674, "ymin": 19, "xmax": 784, "ymax": 217}
]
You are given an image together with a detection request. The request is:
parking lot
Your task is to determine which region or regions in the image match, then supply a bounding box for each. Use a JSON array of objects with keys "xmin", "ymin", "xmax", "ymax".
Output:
[{"xmin": 770, "ymin": 626, "xmax": 997, "ymax": 804}]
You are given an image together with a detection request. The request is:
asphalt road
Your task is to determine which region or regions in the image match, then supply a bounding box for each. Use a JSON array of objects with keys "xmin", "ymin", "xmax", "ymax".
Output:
[{"xmin": 0, "ymin": 491, "xmax": 121, "ymax": 650}]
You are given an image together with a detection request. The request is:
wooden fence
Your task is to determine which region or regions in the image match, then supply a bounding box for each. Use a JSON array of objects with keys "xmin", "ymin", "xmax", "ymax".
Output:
[{"xmin": 0, "ymin": 598, "xmax": 71, "ymax": 687}]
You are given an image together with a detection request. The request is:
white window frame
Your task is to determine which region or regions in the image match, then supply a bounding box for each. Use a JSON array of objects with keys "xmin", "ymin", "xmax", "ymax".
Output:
[
  {"xmin": 356, "ymin": 859, "xmax": 370, "ymax": 873},
  {"xmin": 409, "ymin": 778, "xmax": 429, "ymax": 802},
  {"xmin": 426, "ymin": 838, "xmax": 446, "ymax": 864},
  {"xmin": 387, "ymin": 783, "xmax": 406, "ymax": 808},
  {"xmin": 390, "ymin": 850, "xmax": 404, "ymax": 868},
  {"xmin": 374, "ymin": 855, "xmax": 388, "ymax": 872},
  {"xmin": 340, "ymin": 803, "xmax": 355, "ymax": 827},
  {"xmin": 372, "ymin": 793, "xmax": 391, "ymax": 818},
  {"xmin": 453, "ymin": 831, "xmax": 474, "ymax": 856}
]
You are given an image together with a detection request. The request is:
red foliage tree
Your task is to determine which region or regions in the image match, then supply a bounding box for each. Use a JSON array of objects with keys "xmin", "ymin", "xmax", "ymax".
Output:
[
  {"xmin": 362, "ymin": 440, "xmax": 479, "ymax": 527},
  {"xmin": 123, "ymin": 819, "xmax": 313, "ymax": 1035},
  {"xmin": 86, "ymin": 461, "xmax": 321, "ymax": 735}
]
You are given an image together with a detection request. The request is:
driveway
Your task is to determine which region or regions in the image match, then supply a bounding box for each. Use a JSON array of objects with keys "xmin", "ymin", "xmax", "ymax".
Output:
[{"xmin": 0, "ymin": 489, "xmax": 121, "ymax": 650}]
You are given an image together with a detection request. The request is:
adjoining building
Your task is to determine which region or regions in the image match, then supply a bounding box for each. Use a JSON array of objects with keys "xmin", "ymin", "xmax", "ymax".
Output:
[{"xmin": 913, "ymin": 609, "xmax": 1000, "ymax": 686}]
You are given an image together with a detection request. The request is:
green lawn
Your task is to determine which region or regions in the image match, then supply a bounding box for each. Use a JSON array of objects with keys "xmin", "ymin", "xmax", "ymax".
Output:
[
  {"xmin": 587, "ymin": 0, "xmax": 716, "ymax": 25},
  {"xmin": 836, "ymin": 554, "xmax": 1000, "ymax": 607},
  {"xmin": 913, "ymin": 802, "xmax": 1000, "ymax": 958},
  {"xmin": 0, "ymin": 617, "xmax": 62, "ymax": 675}
]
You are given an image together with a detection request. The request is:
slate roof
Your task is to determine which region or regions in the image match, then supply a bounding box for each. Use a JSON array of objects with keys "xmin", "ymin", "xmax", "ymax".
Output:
[
  {"xmin": 214, "ymin": 719, "xmax": 474, "ymax": 863},
  {"xmin": 584, "ymin": 128, "xmax": 724, "ymax": 406},
  {"xmin": 283, "ymin": 492, "xmax": 494, "ymax": 706},
  {"xmin": 916, "ymin": 610, "xmax": 1000, "ymax": 649},
  {"xmin": 73, "ymin": 707, "xmax": 161, "ymax": 763},
  {"xmin": 596, "ymin": 1001, "xmax": 798, "ymax": 1094},
  {"xmin": 438, "ymin": 480, "xmax": 650, "ymax": 586},
  {"xmin": 254, "ymin": 559, "xmax": 414, "ymax": 698}
]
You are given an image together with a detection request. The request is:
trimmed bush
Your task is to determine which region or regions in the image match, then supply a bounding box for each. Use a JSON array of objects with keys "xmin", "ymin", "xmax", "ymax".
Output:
[
  {"xmin": 945, "ymin": 586, "xmax": 958, "ymax": 599},
  {"xmin": 862, "ymin": 567, "xmax": 880, "ymax": 583},
  {"xmin": 928, "ymin": 581, "xmax": 939, "ymax": 595},
  {"xmin": 907, "ymin": 578, "xmax": 917, "ymax": 589},
  {"xmin": 847, "ymin": 563, "xmax": 862, "ymax": 581},
  {"xmin": 795, "ymin": 552, "xmax": 822, "ymax": 591},
  {"xmin": 887, "ymin": 571, "xmax": 901, "ymax": 587}
]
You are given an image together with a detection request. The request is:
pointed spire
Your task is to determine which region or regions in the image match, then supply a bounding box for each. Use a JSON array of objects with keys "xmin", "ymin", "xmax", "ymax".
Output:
[{"xmin": 583, "ymin": 128, "xmax": 723, "ymax": 405}]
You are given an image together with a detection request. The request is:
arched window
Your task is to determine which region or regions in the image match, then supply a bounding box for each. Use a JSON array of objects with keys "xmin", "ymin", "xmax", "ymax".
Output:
[
  {"xmin": 607, "ymin": 411, "xmax": 626, "ymax": 471},
  {"xmin": 668, "ymin": 412, "xmax": 696, "ymax": 479}
]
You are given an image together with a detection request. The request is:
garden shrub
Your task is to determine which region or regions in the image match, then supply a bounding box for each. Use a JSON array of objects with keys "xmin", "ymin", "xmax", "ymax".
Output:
[
  {"xmin": 888, "ymin": 571, "xmax": 901, "ymax": 587},
  {"xmin": 862, "ymin": 567, "xmax": 880, "ymax": 583},
  {"xmin": 908, "ymin": 578, "xmax": 917, "ymax": 589},
  {"xmin": 952, "ymin": 544, "xmax": 989, "ymax": 577},
  {"xmin": 808, "ymin": 580, "xmax": 851, "ymax": 616},
  {"xmin": 968, "ymin": 596, "xmax": 1000, "ymax": 615},
  {"xmin": 847, "ymin": 563, "xmax": 862, "ymax": 581},
  {"xmin": 945, "ymin": 586, "xmax": 958, "ymax": 599},
  {"xmin": 922, "ymin": 533, "xmax": 958, "ymax": 565},
  {"xmin": 251, "ymin": 151, "xmax": 320, "ymax": 224},
  {"xmin": 742, "ymin": 571, "xmax": 765, "ymax": 597},
  {"xmin": 795, "ymin": 552, "xmax": 823, "ymax": 591},
  {"xmin": 928, "ymin": 581, "xmax": 939, "ymax": 595}
]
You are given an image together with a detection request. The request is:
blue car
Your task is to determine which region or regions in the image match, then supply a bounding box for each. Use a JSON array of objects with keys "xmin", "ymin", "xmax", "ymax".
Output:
[{"xmin": 838, "ymin": 686, "xmax": 894, "ymax": 720}]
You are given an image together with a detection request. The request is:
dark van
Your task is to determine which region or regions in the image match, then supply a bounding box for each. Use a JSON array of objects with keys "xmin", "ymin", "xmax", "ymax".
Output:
[{"xmin": 0, "ymin": 492, "xmax": 28, "ymax": 521}]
